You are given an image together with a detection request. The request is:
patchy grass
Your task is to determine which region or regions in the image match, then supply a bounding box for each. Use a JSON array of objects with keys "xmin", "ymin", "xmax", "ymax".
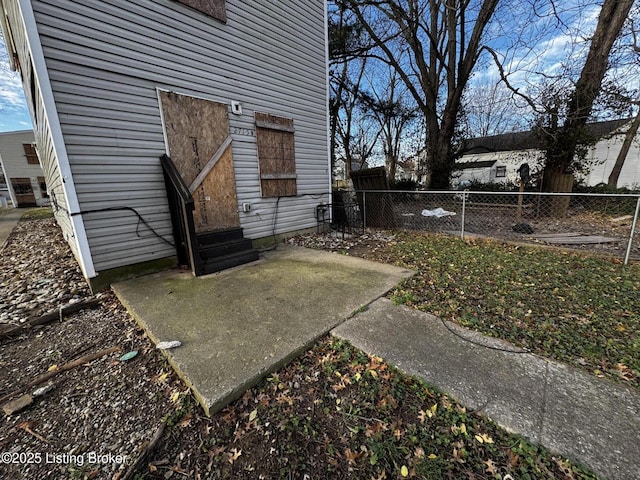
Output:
[
  {"xmin": 370, "ymin": 232, "xmax": 640, "ymax": 389},
  {"xmin": 152, "ymin": 337, "xmax": 599, "ymax": 479},
  {"xmin": 20, "ymin": 207, "xmax": 54, "ymax": 220}
]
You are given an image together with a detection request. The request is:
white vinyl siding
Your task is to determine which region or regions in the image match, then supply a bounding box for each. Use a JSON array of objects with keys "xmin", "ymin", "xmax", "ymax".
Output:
[{"xmin": 30, "ymin": 0, "xmax": 329, "ymax": 273}]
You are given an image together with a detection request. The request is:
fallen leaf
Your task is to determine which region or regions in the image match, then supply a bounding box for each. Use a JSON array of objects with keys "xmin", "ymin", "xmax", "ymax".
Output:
[
  {"xmin": 484, "ymin": 459, "xmax": 498, "ymax": 475},
  {"xmin": 475, "ymin": 433, "xmax": 494, "ymax": 444},
  {"xmin": 507, "ymin": 449, "xmax": 520, "ymax": 467},
  {"xmin": 345, "ymin": 448, "xmax": 361, "ymax": 465},
  {"xmin": 178, "ymin": 413, "xmax": 193, "ymax": 428},
  {"xmin": 400, "ymin": 465, "xmax": 409, "ymax": 477},
  {"xmin": 371, "ymin": 470, "xmax": 387, "ymax": 480},
  {"xmin": 249, "ymin": 409, "xmax": 258, "ymax": 422},
  {"xmin": 47, "ymin": 365, "xmax": 58, "ymax": 372},
  {"xmin": 228, "ymin": 448, "xmax": 242, "ymax": 464}
]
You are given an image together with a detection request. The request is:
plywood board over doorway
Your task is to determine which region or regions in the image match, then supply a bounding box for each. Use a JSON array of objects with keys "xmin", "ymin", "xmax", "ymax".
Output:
[{"xmin": 160, "ymin": 91, "xmax": 240, "ymax": 233}]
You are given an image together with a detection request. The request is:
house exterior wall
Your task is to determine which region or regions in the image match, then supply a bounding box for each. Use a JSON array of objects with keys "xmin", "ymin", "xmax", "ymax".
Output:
[
  {"xmin": 1, "ymin": 0, "xmax": 95, "ymax": 279},
  {"xmin": 456, "ymin": 128, "xmax": 640, "ymax": 189},
  {"xmin": 453, "ymin": 150, "xmax": 542, "ymax": 187},
  {"xmin": 581, "ymin": 133, "xmax": 640, "ymax": 188},
  {"xmin": 0, "ymin": 129, "xmax": 50, "ymax": 207},
  {"xmin": 26, "ymin": 0, "xmax": 330, "ymax": 276}
]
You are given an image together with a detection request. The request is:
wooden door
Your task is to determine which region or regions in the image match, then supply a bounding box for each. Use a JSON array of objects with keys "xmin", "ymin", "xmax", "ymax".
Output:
[{"xmin": 160, "ymin": 91, "xmax": 240, "ymax": 233}]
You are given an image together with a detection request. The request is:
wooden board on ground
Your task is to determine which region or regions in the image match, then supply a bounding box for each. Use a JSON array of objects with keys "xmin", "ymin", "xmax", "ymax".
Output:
[{"xmin": 533, "ymin": 234, "xmax": 619, "ymax": 244}]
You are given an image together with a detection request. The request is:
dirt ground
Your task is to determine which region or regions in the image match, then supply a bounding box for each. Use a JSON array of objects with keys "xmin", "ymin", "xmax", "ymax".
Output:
[{"xmin": 0, "ymin": 217, "xmax": 606, "ymax": 480}]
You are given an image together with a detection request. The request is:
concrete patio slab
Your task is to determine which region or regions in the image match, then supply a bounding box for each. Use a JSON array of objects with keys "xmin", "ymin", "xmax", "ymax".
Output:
[
  {"xmin": 333, "ymin": 298, "xmax": 640, "ymax": 480},
  {"xmin": 113, "ymin": 245, "xmax": 413, "ymax": 416}
]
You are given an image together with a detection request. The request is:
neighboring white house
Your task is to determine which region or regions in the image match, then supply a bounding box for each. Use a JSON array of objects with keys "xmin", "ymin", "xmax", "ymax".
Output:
[
  {"xmin": 455, "ymin": 118, "xmax": 640, "ymax": 188},
  {"xmin": 0, "ymin": 129, "xmax": 49, "ymax": 207},
  {"xmin": 1, "ymin": 0, "xmax": 330, "ymax": 290}
]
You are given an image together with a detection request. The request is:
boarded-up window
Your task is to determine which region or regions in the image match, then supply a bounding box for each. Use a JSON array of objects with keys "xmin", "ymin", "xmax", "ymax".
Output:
[
  {"xmin": 173, "ymin": 0, "xmax": 226, "ymax": 22},
  {"xmin": 23, "ymin": 144, "xmax": 38, "ymax": 164},
  {"xmin": 255, "ymin": 113, "xmax": 297, "ymax": 197},
  {"xmin": 11, "ymin": 177, "xmax": 36, "ymax": 206}
]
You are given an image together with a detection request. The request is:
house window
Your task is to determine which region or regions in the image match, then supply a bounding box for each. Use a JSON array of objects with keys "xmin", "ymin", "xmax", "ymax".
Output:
[
  {"xmin": 255, "ymin": 112, "xmax": 297, "ymax": 197},
  {"xmin": 495, "ymin": 166, "xmax": 506, "ymax": 178},
  {"xmin": 38, "ymin": 176, "xmax": 48, "ymax": 198},
  {"xmin": 173, "ymin": 0, "xmax": 226, "ymax": 22},
  {"xmin": 23, "ymin": 143, "xmax": 38, "ymax": 164}
]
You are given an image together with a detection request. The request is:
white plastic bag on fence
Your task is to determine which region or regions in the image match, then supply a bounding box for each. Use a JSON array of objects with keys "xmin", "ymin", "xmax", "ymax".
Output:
[{"xmin": 421, "ymin": 207, "xmax": 456, "ymax": 218}]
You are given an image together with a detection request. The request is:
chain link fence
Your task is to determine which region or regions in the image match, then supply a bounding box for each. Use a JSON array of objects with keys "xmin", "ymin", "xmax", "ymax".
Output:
[{"xmin": 324, "ymin": 190, "xmax": 640, "ymax": 264}]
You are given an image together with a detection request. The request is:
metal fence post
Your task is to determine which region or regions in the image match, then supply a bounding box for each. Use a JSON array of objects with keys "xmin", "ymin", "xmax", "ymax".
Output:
[
  {"xmin": 461, "ymin": 190, "xmax": 467, "ymax": 240},
  {"xmin": 624, "ymin": 195, "xmax": 640, "ymax": 266},
  {"xmin": 363, "ymin": 191, "xmax": 367, "ymax": 229}
]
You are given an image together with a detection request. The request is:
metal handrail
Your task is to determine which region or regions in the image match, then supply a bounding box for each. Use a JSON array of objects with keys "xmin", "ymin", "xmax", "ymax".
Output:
[{"xmin": 160, "ymin": 154, "xmax": 202, "ymax": 275}]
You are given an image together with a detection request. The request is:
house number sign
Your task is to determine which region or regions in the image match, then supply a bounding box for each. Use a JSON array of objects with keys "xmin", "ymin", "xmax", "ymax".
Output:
[{"xmin": 232, "ymin": 127, "xmax": 255, "ymax": 137}]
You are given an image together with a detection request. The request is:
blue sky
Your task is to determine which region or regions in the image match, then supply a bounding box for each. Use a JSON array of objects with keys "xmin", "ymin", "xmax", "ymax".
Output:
[
  {"xmin": 0, "ymin": 35, "xmax": 32, "ymax": 133},
  {"xmin": 0, "ymin": 2, "xmax": 631, "ymax": 136}
]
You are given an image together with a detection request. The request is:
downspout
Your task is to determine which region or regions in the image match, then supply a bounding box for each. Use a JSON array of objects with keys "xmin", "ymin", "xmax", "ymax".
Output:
[
  {"xmin": 323, "ymin": 0, "xmax": 332, "ymax": 205},
  {"xmin": 16, "ymin": 0, "xmax": 96, "ymax": 280}
]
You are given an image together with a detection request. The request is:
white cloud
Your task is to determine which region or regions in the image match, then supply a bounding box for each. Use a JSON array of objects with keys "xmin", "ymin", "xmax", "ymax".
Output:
[{"xmin": 0, "ymin": 33, "xmax": 31, "ymax": 132}]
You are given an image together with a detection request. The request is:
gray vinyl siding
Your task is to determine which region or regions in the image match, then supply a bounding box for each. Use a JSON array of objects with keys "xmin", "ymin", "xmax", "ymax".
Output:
[
  {"xmin": 31, "ymin": 0, "xmax": 329, "ymax": 273},
  {"xmin": 2, "ymin": 1, "xmax": 76, "ymax": 242}
]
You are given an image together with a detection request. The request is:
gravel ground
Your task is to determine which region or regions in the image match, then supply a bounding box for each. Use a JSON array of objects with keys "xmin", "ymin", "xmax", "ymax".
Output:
[
  {"xmin": 0, "ymin": 218, "xmax": 177, "ymax": 479},
  {"xmin": 0, "ymin": 219, "xmax": 91, "ymax": 326},
  {"xmin": 0, "ymin": 217, "xmax": 612, "ymax": 479},
  {"xmin": 0, "ymin": 218, "xmax": 400, "ymax": 480}
]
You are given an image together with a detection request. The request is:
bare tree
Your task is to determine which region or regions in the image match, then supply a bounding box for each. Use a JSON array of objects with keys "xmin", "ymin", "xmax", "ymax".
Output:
[
  {"xmin": 490, "ymin": 0, "xmax": 636, "ymax": 192},
  {"xmin": 543, "ymin": 0, "xmax": 635, "ymax": 191},
  {"xmin": 461, "ymin": 76, "xmax": 529, "ymax": 138},
  {"xmin": 358, "ymin": 65, "xmax": 418, "ymax": 180},
  {"xmin": 328, "ymin": 4, "xmax": 372, "ymax": 178},
  {"xmin": 341, "ymin": 0, "xmax": 501, "ymax": 189}
]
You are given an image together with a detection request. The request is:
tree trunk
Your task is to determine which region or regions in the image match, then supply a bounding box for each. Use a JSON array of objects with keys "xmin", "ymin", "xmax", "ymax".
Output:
[
  {"xmin": 541, "ymin": 172, "xmax": 574, "ymax": 217},
  {"xmin": 608, "ymin": 113, "xmax": 640, "ymax": 187},
  {"xmin": 548, "ymin": 0, "xmax": 634, "ymax": 176}
]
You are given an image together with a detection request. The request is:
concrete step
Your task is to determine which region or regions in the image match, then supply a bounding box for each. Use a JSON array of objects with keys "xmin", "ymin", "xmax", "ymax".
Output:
[
  {"xmin": 199, "ymin": 238, "xmax": 254, "ymax": 260},
  {"xmin": 201, "ymin": 249, "xmax": 260, "ymax": 275},
  {"xmin": 197, "ymin": 228, "xmax": 244, "ymax": 247}
]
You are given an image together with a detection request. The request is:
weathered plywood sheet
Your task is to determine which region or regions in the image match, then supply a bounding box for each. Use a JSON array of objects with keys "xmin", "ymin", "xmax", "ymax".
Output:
[
  {"xmin": 160, "ymin": 91, "xmax": 240, "ymax": 232},
  {"xmin": 174, "ymin": 0, "xmax": 226, "ymax": 22},
  {"xmin": 534, "ymin": 234, "xmax": 619, "ymax": 244},
  {"xmin": 192, "ymin": 146, "xmax": 239, "ymax": 231},
  {"xmin": 255, "ymin": 112, "xmax": 296, "ymax": 197}
]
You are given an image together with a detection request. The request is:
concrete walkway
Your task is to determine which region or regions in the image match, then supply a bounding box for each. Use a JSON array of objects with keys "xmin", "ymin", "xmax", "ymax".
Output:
[
  {"xmin": 113, "ymin": 245, "xmax": 413, "ymax": 416},
  {"xmin": 0, "ymin": 208, "xmax": 23, "ymax": 250},
  {"xmin": 333, "ymin": 298, "xmax": 640, "ymax": 480}
]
